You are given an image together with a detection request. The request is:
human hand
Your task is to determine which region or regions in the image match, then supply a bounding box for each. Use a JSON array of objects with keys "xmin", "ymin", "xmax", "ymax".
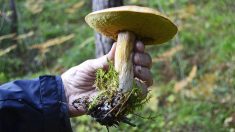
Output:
[{"xmin": 61, "ymin": 41, "xmax": 152, "ymax": 117}]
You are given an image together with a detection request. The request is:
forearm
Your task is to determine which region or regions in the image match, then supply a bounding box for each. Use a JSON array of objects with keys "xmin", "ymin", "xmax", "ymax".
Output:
[{"xmin": 0, "ymin": 76, "xmax": 72, "ymax": 132}]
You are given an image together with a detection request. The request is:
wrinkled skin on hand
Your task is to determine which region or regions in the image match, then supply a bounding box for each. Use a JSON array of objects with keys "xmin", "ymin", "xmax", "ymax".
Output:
[{"xmin": 61, "ymin": 41, "xmax": 153, "ymax": 117}]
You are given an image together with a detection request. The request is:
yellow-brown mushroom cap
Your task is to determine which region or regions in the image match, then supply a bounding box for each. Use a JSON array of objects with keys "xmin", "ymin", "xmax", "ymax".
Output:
[{"xmin": 85, "ymin": 6, "xmax": 178, "ymax": 45}]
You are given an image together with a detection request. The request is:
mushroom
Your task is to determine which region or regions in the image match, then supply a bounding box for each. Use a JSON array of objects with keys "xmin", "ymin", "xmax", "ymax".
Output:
[
  {"xmin": 86, "ymin": 6, "xmax": 177, "ymax": 93},
  {"xmin": 77, "ymin": 5, "xmax": 178, "ymax": 127}
]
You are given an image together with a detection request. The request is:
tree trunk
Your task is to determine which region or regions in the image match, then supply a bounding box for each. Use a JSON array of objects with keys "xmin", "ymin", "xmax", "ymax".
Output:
[
  {"xmin": 10, "ymin": 0, "xmax": 17, "ymax": 34},
  {"xmin": 92, "ymin": 0, "xmax": 123, "ymax": 58}
]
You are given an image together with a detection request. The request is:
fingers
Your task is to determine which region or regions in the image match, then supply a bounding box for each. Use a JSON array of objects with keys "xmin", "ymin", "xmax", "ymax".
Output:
[
  {"xmin": 133, "ymin": 40, "xmax": 152, "ymax": 68},
  {"xmin": 83, "ymin": 40, "xmax": 153, "ymax": 87},
  {"xmin": 135, "ymin": 80, "xmax": 148, "ymax": 98},
  {"xmin": 133, "ymin": 40, "xmax": 153, "ymax": 87},
  {"xmin": 134, "ymin": 41, "xmax": 145, "ymax": 52},
  {"xmin": 134, "ymin": 66, "xmax": 153, "ymax": 87},
  {"xmin": 87, "ymin": 43, "xmax": 117, "ymax": 70},
  {"xmin": 69, "ymin": 89, "xmax": 98, "ymax": 117},
  {"xmin": 133, "ymin": 52, "xmax": 152, "ymax": 68},
  {"xmin": 107, "ymin": 42, "xmax": 116, "ymax": 61}
]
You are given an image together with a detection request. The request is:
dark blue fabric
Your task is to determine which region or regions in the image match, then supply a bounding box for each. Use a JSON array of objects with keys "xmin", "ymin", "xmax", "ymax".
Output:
[{"xmin": 0, "ymin": 76, "xmax": 72, "ymax": 132}]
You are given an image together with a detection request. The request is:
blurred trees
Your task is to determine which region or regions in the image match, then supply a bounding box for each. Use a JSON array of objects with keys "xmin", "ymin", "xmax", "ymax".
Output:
[
  {"xmin": 92, "ymin": 0, "xmax": 123, "ymax": 57},
  {"xmin": 0, "ymin": 0, "xmax": 234, "ymax": 131}
]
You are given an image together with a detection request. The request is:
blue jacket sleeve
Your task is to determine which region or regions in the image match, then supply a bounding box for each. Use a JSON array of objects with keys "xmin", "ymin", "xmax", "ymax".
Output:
[{"xmin": 0, "ymin": 75, "xmax": 72, "ymax": 132}]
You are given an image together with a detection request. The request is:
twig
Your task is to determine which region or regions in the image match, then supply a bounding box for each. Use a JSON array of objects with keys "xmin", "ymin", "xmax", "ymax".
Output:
[
  {"xmin": 115, "ymin": 89, "xmax": 134, "ymax": 117},
  {"xmin": 15, "ymin": 31, "xmax": 34, "ymax": 40},
  {"xmin": 78, "ymin": 37, "xmax": 94, "ymax": 49},
  {"xmin": 29, "ymin": 34, "xmax": 74, "ymax": 50},
  {"xmin": 0, "ymin": 33, "xmax": 16, "ymax": 42},
  {"xmin": 0, "ymin": 44, "xmax": 17, "ymax": 56}
]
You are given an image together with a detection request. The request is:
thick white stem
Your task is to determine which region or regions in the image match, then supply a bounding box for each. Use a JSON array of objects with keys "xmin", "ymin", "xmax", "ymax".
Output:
[{"xmin": 115, "ymin": 31, "xmax": 135, "ymax": 93}]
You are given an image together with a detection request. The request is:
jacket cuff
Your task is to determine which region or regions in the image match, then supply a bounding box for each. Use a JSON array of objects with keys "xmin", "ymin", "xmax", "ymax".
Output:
[{"xmin": 39, "ymin": 75, "xmax": 72, "ymax": 132}]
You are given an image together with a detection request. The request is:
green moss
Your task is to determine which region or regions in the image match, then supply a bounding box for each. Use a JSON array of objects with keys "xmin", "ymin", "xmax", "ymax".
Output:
[
  {"xmin": 90, "ymin": 61, "xmax": 150, "ymax": 115},
  {"xmin": 95, "ymin": 61, "xmax": 118, "ymax": 92}
]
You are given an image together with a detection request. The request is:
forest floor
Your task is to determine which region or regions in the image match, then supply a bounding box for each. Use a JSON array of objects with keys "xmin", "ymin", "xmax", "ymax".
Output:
[{"xmin": 0, "ymin": 0, "xmax": 234, "ymax": 131}]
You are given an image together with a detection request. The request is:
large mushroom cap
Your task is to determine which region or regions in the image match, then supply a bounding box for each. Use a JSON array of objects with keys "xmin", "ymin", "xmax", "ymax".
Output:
[{"xmin": 85, "ymin": 6, "xmax": 178, "ymax": 45}]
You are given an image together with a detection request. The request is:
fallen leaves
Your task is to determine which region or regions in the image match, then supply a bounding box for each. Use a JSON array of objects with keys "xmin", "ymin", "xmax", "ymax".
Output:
[
  {"xmin": 0, "ymin": 33, "xmax": 16, "ymax": 42},
  {"xmin": 25, "ymin": 0, "xmax": 44, "ymax": 14},
  {"xmin": 224, "ymin": 113, "xmax": 235, "ymax": 128},
  {"xmin": 65, "ymin": 1, "xmax": 85, "ymax": 14},
  {"xmin": 78, "ymin": 37, "xmax": 94, "ymax": 49},
  {"xmin": 193, "ymin": 73, "xmax": 217, "ymax": 98},
  {"xmin": 152, "ymin": 44, "xmax": 183, "ymax": 63},
  {"xmin": 0, "ymin": 33, "xmax": 73, "ymax": 57},
  {"xmin": 177, "ymin": 4, "xmax": 196, "ymax": 20},
  {"xmin": 174, "ymin": 65, "xmax": 197, "ymax": 92},
  {"xmin": 0, "ymin": 31, "xmax": 34, "ymax": 42},
  {"xmin": 175, "ymin": 70, "xmax": 220, "ymax": 100},
  {"xmin": 171, "ymin": 4, "xmax": 196, "ymax": 21},
  {"xmin": 16, "ymin": 31, "xmax": 34, "ymax": 40},
  {"xmin": 170, "ymin": 4, "xmax": 197, "ymax": 31},
  {"xmin": 0, "ymin": 44, "xmax": 17, "ymax": 57},
  {"xmin": 29, "ymin": 34, "xmax": 74, "ymax": 53}
]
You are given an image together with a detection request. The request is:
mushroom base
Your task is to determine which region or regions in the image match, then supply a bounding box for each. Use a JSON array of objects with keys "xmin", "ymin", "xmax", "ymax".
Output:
[
  {"xmin": 72, "ymin": 62, "xmax": 150, "ymax": 127},
  {"xmin": 72, "ymin": 91, "xmax": 138, "ymax": 127}
]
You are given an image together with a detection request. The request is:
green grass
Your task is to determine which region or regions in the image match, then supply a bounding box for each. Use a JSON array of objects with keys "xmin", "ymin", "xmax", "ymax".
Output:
[{"xmin": 0, "ymin": 0, "xmax": 234, "ymax": 131}]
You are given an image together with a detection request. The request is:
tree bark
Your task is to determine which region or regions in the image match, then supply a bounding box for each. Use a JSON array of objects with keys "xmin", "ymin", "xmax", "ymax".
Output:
[
  {"xmin": 92, "ymin": 0, "xmax": 123, "ymax": 58},
  {"xmin": 10, "ymin": 0, "xmax": 17, "ymax": 34}
]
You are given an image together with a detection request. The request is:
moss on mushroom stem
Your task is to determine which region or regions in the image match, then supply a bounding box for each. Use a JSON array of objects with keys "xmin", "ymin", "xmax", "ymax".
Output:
[{"xmin": 72, "ymin": 62, "xmax": 150, "ymax": 127}]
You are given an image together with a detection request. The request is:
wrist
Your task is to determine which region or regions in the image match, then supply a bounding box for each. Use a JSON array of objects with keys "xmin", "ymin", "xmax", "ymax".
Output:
[{"xmin": 61, "ymin": 74, "xmax": 86, "ymax": 117}]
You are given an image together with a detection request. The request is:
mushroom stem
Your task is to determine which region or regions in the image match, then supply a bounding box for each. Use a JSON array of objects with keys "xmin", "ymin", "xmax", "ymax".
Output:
[{"xmin": 115, "ymin": 31, "xmax": 136, "ymax": 93}]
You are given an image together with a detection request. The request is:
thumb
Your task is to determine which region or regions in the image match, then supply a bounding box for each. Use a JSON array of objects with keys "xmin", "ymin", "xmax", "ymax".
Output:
[
  {"xmin": 90, "ymin": 43, "xmax": 116, "ymax": 70},
  {"xmin": 106, "ymin": 42, "xmax": 116, "ymax": 61}
]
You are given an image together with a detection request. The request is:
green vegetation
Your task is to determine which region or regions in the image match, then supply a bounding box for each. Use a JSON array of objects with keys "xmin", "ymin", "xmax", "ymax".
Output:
[
  {"xmin": 1, "ymin": 0, "xmax": 234, "ymax": 131},
  {"xmin": 95, "ymin": 61, "xmax": 118, "ymax": 93},
  {"xmin": 94, "ymin": 62, "xmax": 150, "ymax": 113}
]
